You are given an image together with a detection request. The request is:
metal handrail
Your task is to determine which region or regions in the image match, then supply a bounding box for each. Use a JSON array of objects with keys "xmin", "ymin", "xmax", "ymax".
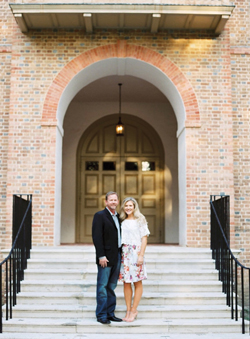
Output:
[
  {"xmin": 0, "ymin": 194, "xmax": 32, "ymax": 333},
  {"xmin": 210, "ymin": 195, "xmax": 250, "ymax": 334}
]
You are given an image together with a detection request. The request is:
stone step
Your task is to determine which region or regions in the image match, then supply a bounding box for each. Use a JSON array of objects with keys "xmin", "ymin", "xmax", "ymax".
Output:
[
  {"xmin": 4, "ymin": 246, "xmax": 240, "ymax": 260},
  {"xmin": 25, "ymin": 246, "xmax": 215, "ymax": 260},
  {"xmin": 10, "ymin": 304, "xmax": 238, "ymax": 319},
  {"xmin": 2, "ymin": 246, "xmax": 245, "ymax": 337},
  {"xmin": 25, "ymin": 258, "xmax": 216, "ymax": 270},
  {"xmin": 24, "ymin": 268, "xmax": 219, "ymax": 281},
  {"xmin": 0, "ymin": 333, "xmax": 249, "ymax": 339},
  {"xmin": 2, "ymin": 318, "xmax": 245, "ymax": 334},
  {"xmin": 13, "ymin": 291, "xmax": 228, "ymax": 305},
  {"xmin": 20, "ymin": 279, "xmax": 223, "ymax": 293},
  {"xmin": 3, "ymin": 246, "xmax": 217, "ymax": 261}
]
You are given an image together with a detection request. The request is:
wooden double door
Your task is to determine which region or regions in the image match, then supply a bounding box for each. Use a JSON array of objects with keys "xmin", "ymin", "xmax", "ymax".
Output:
[{"xmin": 76, "ymin": 115, "xmax": 164, "ymax": 244}]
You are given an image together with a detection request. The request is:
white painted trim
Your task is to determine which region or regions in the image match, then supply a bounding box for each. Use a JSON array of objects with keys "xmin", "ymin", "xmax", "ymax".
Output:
[
  {"xmin": 54, "ymin": 125, "xmax": 63, "ymax": 246},
  {"xmin": 10, "ymin": 4, "xmax": 235, "ymax": 16},
  {"xmin": 178, "ymin": 127, "xmax": 187, "ymax": 246}
]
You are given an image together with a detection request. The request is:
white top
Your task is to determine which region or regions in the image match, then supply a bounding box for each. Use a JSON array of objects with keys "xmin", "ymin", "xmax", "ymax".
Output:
[{"xmin": 121, "ymin": 216, "xmax": 150, "ymax": 246}]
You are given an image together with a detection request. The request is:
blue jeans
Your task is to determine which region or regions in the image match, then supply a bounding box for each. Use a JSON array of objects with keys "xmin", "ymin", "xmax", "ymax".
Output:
[{"xmin": 96, "ymin": 252, "xmax": 121, "ymax": 320}]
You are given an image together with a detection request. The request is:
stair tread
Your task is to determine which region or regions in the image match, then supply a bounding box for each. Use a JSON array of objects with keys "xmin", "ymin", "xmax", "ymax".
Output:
[
  {"xmin": 15, "ymin": 290, "xmax": 227, "ymax": 295},
  {"xmin": 28, "ymin": 257, "xmax": 215, "ymax": 262},
  {"xmin": 5, "ymin": 245, "xmax": 238, "ymax": 252},
  {"xmin": 3, "ymin": 318, "xmax": 246, "ymax": 326},
  {"xmin": 0, "ymin": 334, "xmax": 249, "ymax": 339},
  {"xmin": 25, "ymin": 269, "xmax": 218, "ymax": 273},
  {"xmin": 10, "ymin": 304, "xmax": 233, "ymax": 311},
  {"xmin": 20, "ymin": 279, "xmax": 222, "ymax": 286}
]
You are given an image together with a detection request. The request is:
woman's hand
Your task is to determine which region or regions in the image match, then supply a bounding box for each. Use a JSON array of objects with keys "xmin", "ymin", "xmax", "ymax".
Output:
[
  {"xmin": 137, "ymin": 254, "xmax": 144, "ymax": 266},
  {"xmin": 137, "ymin": 236, "xmax": 147, "ymax": 266}
]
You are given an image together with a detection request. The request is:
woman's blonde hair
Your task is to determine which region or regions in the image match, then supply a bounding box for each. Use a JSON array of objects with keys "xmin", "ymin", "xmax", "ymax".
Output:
[{"xmin": 119, "ymin": 197, "xmax": 142, "ymax": 222}]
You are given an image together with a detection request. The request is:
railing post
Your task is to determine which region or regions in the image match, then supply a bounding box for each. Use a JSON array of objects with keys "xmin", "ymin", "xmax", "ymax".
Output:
[
  {"xmin": 10, "ymin": 254, "xmax": 12, "ymax": 319},
  {"xmin": 17, "ymin": 248, "xmax": 21, "ymax": 293},
  {"xmin": 0, "ymin": 265, "xmax": 2, "ymax": 333},
  {"xmin": 241, "ymin": 267, "xmax": 245, "ymax": 334},
  {"xmin": 13, "ymin": 249, "xmax": 16, "ymax": 306},
  {"xmin": 235, "ymin": 261, "xmax": 238, "ymax": 321},
  {"xmin": 249, "ymin": 269, "xmax": 250, "ymax": 334},
  {"xmin": 226, "ymin": 249, "xmax": 230, "ymax": 306},
  {"xmin": 231, "ymin": 256, "xmax": 234, "ymax": 319},
  {"xmin": 5, "ymin": 261, "xmax": 8, "ymax": 321}
]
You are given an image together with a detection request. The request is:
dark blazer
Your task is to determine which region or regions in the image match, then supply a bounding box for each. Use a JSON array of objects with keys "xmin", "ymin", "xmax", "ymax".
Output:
[{"xmin": 92, "ymin": 208, "xmax": 121, "ymax": 266}]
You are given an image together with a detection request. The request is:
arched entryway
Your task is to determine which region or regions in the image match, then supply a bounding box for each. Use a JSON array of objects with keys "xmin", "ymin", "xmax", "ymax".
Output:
[
  {"xmin": 42, "ymin": 41, "xmax": 200, "ymax": 246},
  {"xmin": 76, "ymin": 114, "xmax": 165, "ymax": 244}
]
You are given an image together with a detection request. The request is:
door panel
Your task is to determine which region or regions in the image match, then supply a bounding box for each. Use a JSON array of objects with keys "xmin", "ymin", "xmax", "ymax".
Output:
[
  {"xmin": 86, "ymin": 134, "xmax": 99, "ymax": 153},
  {"xmin": 124, "ymin": 175, "xmax": 139, "ymax": 195},
  {"xmin": 125, "ymin": 125, "xmax": 138, "ymax": 153},
  {"xmin": 85, "ymin": 198, "xmax": 98, "ymax": 208},
  {"xmin": 103, "ymin": 174, "xmax": 116, "ymax": 194},
  {"xmin": 142, "ymin": 133, "xmax": 154, "ymax": 153},
  {"xmin": 142, "ymin": 175, "xmax": 155, "ymax": 195},
  {"xmin": 103, "ymin": 125, "xmax": 116, "ymax": 153},
  {"xmin": 85, "ymin": 175, "xmax": 99, "ymax": 194}
]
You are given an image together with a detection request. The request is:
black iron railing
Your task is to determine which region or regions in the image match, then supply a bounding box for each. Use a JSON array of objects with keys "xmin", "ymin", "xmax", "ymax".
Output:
[
  {"xmin": 0, "ymin": 194, "xmax": 32, "ymax": 333},
  {"xmin": 210, "ymin": 195, "xmax": 250, "ymax": 334}
]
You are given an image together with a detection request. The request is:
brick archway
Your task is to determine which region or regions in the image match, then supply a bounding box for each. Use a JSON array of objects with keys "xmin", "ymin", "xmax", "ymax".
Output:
[
  {"xmin": 42, "ymin": 41, "xmax": 200, "ymax": 128},
  {"xmin": 46, "ymin": 41, "xmax": 200, "ymax": 246}
]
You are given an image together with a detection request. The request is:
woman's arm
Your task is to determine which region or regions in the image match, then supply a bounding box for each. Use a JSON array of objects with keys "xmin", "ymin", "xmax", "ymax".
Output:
[{"xmin": 137, "ymin": 235, "xmax": 147, "ymax": 266}]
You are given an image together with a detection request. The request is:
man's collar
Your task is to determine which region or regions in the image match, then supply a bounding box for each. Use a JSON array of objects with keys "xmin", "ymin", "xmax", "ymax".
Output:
[{"xmin": 106, "ymin": 206, "xmax": 117, "ymax": 216}]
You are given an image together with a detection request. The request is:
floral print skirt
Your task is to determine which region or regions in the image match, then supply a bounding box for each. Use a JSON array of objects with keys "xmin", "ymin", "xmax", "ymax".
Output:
[{"xmin": 119, "ymin": 244, "xmax": 147, "ymax": 283}]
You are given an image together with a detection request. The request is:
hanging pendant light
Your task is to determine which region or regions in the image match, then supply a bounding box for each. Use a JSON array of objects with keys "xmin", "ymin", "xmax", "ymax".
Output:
[{"xmin": 116, "ymin": 83, "xmax": 125, "ymax": 136}]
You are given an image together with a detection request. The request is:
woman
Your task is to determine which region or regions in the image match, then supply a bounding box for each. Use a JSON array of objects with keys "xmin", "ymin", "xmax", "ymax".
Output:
[{"xmin": 119, "ymin": 197, "xmax": 150, "ymax": 322}]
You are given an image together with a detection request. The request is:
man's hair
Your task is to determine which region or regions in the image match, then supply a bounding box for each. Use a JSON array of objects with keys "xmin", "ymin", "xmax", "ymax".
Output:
[{"xmin": 105, "ymin": 191, "xmax": 119, "ymax": 201}]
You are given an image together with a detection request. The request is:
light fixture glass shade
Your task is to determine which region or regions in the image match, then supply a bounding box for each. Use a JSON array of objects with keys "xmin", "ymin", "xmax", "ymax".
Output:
[{"xmin": 116, "ymin": 116, "xmax": 124, "ymax": 136}]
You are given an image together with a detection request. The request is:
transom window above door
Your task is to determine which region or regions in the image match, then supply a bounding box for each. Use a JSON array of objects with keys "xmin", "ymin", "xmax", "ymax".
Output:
[
  {"xmin": 86, "ymin": 161, "xmax": 99, "ymax": 171},
  {"xmin": 125, "ymin": 162, "xmax": 138, "ymax": 171},
  {"xmin": 142, "ymin": 161, "xmax": 155, "ymax": 171},
  {"xmin": 103, "ymin": 162, "xmax": 116, "ymax": 171}
]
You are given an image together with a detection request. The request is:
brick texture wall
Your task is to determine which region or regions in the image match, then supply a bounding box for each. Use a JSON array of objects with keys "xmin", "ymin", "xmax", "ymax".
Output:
[
  {"xmin": 4, "ymin": 28, "xmax": 234, "ymax": 247},
  {"xmin": 230, "ymin": 0, "xmax": 250, "ymax": 265},
  {"xmin": 0, "ymin": 0, "xmax": 249, "ymax": 265},
  {"xmin": 0, "ymin": 0, "xmax": 13, "ymax": 253}
]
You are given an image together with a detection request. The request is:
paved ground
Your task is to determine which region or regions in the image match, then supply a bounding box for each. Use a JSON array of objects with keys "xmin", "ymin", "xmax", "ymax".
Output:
[{"xmin": 0, "ymin": 333, "xmax": 249, "ymax": 339}]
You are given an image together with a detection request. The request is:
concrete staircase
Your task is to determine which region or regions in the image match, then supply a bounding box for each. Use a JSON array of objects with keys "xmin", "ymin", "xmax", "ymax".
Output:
[{"xmin": 1, "ymin": 245, "xmax": 249, "ymax": 339}]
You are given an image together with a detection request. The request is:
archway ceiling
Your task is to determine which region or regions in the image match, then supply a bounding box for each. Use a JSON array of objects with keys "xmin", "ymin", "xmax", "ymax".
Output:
[
  {"xmin": 73, "ymin": 75, "xmax": 169, "ymax": 104},
  {"xmin": 10, "ymin": 3, "xmax": 234, "ymax": 34}
]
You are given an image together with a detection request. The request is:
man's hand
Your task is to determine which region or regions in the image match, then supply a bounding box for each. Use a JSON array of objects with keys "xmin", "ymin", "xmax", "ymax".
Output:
[{"xmin": 99, "ymin": 257, "xmax": 109, "ymax": 268}]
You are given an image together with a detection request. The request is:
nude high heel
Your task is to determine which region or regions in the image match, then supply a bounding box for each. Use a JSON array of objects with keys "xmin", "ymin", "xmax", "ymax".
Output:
[
  {"xmin": 127, "ymin": 310, "xmax": 138, "ymax": 322},
  {"xmin": 122, "ymin": 311, "xmax": 130, "ymax": 322}
]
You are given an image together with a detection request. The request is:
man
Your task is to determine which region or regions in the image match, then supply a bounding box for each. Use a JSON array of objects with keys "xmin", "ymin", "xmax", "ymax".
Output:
[{"xmin": 92, "ymin": 191, "xmax": 122, "ymax": 324}]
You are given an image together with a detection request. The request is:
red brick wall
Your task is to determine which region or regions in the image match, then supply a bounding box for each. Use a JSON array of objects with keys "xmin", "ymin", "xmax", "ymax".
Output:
[
  {"xmin": 230, "ymin": 0, "xmax": 250, "ymax": 265},
  {"xmin": 0, "ymin": 52, "xmax": 11, "ymax": 252},
  {"xmin": 0, "ymin": 0, "xmax": 14, "ymax": 254}
]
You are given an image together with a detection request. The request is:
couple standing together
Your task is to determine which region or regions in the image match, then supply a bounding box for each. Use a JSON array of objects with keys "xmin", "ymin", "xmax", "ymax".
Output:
[{"xmin": 92, "ymin": 191, "xmax": 150, "ymax": 324}]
